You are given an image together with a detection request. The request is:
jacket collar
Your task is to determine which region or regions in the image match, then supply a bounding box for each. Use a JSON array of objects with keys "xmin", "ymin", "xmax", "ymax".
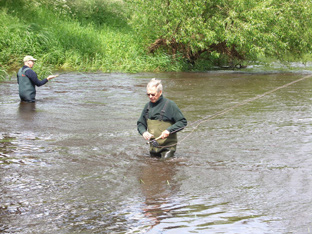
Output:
[{"xmin": 151, "ymin": 95, "xmax": 164, "ymax": 106}]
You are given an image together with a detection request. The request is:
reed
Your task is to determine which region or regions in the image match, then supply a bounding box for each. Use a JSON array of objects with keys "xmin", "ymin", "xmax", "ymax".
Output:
[{"xmin": 0, "ymin": 0, "xmax": 187, "ymax": 80}]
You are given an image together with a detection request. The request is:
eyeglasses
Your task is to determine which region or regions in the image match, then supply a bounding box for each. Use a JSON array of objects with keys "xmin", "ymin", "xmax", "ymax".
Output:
[{"xmin": 146, "ymin": 93, "xmax": 157, "ymax": 97}]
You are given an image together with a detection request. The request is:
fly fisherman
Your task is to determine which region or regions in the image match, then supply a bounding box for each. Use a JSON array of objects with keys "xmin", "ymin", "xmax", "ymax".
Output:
[
  {"xmin": 17, "ymin": 56, "xmax": 58, "ymax": 102},
  {"xmin": 137, "ymin": 78, "xmax": 187, "ymax": 159}
]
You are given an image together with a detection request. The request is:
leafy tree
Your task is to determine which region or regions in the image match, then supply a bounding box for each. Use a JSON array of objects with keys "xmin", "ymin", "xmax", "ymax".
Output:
[{"xmin": 125, "ymin": 0, "xmax": 312, "ymax": 68}]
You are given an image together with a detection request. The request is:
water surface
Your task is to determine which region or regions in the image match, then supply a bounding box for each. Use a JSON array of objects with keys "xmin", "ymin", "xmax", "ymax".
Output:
[{"xmin": 0, "ymin": 71, "xmax": 311, "ymax": 233}]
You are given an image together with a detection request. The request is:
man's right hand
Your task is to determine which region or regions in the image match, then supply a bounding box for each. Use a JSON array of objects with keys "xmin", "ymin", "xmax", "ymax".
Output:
[
  {"xmin": 47, "ymin": 74, "xmax": 59, "ymax": 80},
  {"xmin": 143, "ymin": 131, "xmax": 154, "ymax": 141}
]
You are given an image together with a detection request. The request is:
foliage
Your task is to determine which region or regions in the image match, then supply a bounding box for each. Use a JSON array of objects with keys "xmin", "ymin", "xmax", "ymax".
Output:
[
  {"xmin": 1, "ymin": 0, "xmax": 312, "ymax": 79},
  {"xmin": 0, "ymin": 0, "xmax": 186, "ymax": 80},
  {"xmin": 125, "ymin": 0, "xmax": 312, "ymax": 68},
  {"xmin": 0, "ymin": 67, "xmax": 9, "ymax": 81}
]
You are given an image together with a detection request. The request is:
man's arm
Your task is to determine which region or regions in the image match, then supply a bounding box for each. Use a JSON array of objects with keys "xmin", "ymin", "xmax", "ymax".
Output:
[
  {"xmin": 25, "ymin": 69, "xmax": 48, "ymax": 86},
  {"xmin": 137, "ymin": 104, "xmax": 148, "ymax": 135},
  {"xmin": 137, "ymin": 104, "xmax": 155, "ymax": 140},
  {"xmin": 167, "ymin": 101, "xmax": 187, "ymax": 133}
]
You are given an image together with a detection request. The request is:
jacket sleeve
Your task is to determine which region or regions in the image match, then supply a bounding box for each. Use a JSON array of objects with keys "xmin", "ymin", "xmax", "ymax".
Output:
[
  {"xmin": 137, "ymin": 103, "xmax": 149, "ymax": 135},
  {"xmin": 166, "ymin": 101, "xmax": 187, "ymax": 133},
  {"xmin": 25, "ymin": 69, "xmax": 48, "ymax": 86}
]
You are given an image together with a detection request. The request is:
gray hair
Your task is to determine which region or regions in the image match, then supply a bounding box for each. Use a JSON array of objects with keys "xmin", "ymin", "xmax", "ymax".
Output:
[{"xmin": 147, "ymin": 78, "xmax": 163, "ymax": 92}]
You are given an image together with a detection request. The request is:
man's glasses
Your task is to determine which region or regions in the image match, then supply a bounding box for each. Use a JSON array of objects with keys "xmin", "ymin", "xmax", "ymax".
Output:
[{"xmin": 147, "ymin": 93, "xmax": 157, "ymax": 97}]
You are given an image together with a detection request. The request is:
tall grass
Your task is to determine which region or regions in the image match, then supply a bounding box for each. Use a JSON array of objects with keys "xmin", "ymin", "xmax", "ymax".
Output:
[{"xmin": 0, "ymin": 0, "xmax": 187, "ymax": 80}]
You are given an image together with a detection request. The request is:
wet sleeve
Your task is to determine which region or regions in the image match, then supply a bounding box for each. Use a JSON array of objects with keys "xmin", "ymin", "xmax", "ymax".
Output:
[
  {"xmin": 166, "ymin": 101, "xmax": 187, "ymax": 133},
  {"xmin": 137, "ymin": 104, "xmax": 148, "ymax": 135},
  {"xmin": 25, "ymin": 69, "xmax": 48, "ymax": 87}
]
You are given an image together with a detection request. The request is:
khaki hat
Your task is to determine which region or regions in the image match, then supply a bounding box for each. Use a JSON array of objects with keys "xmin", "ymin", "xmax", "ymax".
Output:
[{"xmin": 23, "ymin": 56, "xmax": 37, "ymax": 62}]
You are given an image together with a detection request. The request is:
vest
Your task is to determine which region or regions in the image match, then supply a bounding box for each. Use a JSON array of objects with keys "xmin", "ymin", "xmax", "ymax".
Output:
[{"xmin": 17, "ymin": 67, "xmax": 36, "ymax": 102}]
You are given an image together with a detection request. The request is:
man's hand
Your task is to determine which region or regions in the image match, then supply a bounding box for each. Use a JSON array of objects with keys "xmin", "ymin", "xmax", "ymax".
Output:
[
  {"xmin": 160, "ymin": 130, "xmax": 170, "ymax": 139},
  {"xmin": 143, "ymin": 131, "xmax": 154, "ymax": 141},
  {"xmin": 47, "ymin": 75, "xmax": 59, "ymax": 80}
]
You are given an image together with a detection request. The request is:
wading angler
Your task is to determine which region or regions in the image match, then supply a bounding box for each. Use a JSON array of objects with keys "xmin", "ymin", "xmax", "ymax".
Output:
[
  {"xmin": 17, "ymin": 56, "xmax": 58, "ymax": 102},
  {"xmin": 137, "ymin": 78, "xmax": 187, "ymax": 159}
]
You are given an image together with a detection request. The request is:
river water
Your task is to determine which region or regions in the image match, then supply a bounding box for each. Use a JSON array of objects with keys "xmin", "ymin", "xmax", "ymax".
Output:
[{"xmin": 0, "ymin": 71, "xmax": 311, "ymax": 233}]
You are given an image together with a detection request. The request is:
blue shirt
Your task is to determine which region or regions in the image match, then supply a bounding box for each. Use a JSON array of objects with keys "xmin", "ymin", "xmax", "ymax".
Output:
[{"xmin": 21, "ymin": 66, "xmax": 48, "ymax": 86}]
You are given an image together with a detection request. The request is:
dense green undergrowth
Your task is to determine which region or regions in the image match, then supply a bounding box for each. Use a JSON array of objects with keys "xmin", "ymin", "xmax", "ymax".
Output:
[
  {"xmin": 0, "ymin": 0, "xmax": 190, "ymax": 80},
  {"xmin": 1, "ymin": 0, "xmax": 311, "ymax": 81}
]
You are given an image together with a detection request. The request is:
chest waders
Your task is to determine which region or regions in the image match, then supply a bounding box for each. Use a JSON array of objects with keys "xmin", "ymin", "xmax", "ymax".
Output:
[
  {"xmin": 146, "ymin": 100, "xmax": 177, "ymax": 158},
  {"xmin": 17, "ymin": 67, "xmax": 36, "ymax": 102}
]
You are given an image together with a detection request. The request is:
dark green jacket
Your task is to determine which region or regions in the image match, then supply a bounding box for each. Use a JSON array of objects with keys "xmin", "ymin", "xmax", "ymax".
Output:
[{"xmin": 137, "ymin": 95, "xmax": 187, "ymax": 135}]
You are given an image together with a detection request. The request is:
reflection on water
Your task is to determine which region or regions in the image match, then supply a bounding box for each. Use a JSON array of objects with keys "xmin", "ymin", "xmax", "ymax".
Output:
[
  {"xmin": 0, "ymin": 71, "xmax": 311, "ymax": 233},
  {"xmin": 18, "ymin": 102, "xmax": 36, "ymax": 120},
  {"xmin": 139, "ymin": 159, "xmax": 180, "ymax": 231}
]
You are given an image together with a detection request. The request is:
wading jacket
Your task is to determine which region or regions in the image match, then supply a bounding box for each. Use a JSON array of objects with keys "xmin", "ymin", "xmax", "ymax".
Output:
[
  {"xmin": 137, "ymin": 95, "xmax": 187, "ymax": 135},
  {"xmin": 17, "ymin": 66, "xmax": 48, "ymax": 102}
]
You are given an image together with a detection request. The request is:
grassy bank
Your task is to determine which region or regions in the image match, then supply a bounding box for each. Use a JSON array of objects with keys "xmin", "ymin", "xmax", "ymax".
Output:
[
  {"xmin": 2, "ymin": 0, "xmax": 311, "ymax": 81},
  {"xmin": 0, "ymin": 0, "xmax": 188, "ymax": 80}
]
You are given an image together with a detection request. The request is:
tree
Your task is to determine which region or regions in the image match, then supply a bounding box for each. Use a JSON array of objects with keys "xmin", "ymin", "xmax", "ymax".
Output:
[{"xmin": 125, "ymin": 0, "xmax": 312, "ymax": 67}]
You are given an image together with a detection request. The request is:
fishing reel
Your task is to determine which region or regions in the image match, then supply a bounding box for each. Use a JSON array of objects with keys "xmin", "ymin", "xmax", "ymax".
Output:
[{"xmin": 147, "ymin": 136, "xmax": 161, "ymax": 147}]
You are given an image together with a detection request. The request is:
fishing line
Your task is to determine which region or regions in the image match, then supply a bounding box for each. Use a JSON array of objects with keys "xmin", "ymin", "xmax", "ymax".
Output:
[{"xmin": 151, "ymin": 74, "xmax": 312, "ymax": 148}]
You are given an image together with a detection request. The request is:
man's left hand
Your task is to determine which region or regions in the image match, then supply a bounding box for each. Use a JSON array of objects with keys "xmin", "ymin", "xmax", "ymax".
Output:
[{"xmin": 160, "ymin": 130, "xmax": 170, "ymax": 139}]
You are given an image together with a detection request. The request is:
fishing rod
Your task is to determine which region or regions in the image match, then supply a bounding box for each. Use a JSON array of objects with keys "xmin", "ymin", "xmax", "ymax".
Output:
[
  {"xmin": 148, "ymin": 73, "xmax": 312, "ymax": 149},
  {"xmin": 147, "ymin": 126, "xmax": 186, "ymax": 147}
]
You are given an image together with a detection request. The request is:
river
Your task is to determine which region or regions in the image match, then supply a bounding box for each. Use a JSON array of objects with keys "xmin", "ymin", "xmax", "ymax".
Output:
[{"xmin": 0, "ymin": 70, "xmax": 311, "ymax": 233}]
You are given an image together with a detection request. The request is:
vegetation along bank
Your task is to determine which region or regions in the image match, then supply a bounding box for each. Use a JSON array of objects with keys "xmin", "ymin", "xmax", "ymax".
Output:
[{"xmin": 1, "ymin": 0, "xmax": 312, "ymax": 80}]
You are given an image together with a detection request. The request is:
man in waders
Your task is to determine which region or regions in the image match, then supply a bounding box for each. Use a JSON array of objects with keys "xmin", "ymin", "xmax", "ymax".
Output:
[
  {"xmin": 17, "ymin": 56, "xmax": 58, "ymax": 102},
  {"xmin": 137, "ymin": 78, "xmax": 187, "ymax": 159}
]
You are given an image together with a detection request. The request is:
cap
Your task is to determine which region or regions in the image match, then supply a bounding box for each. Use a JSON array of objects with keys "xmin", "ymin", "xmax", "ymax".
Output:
[{"xmin": 23, "ymin": 56, "xmax": 37, "ymax": 62}]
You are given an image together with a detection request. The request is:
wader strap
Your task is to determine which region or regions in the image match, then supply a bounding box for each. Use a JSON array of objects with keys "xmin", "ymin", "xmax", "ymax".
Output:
[
  {"xmin": 145, "ymin": 99, "xmax": 169, "ymax": 121},
  {"xmin": 145, "ymin": 103, "xmax": 150, "ymax": 120},
  {"xmin": 23, "ymin": 67, "xmax": 31, "ymax": 73},
  {"xmin": 17, "ymin": 67, "xmax": 31, "ymax": 83},
  {"xmin": 159, "ymin": 100, "xmax": 169, "ymax": 121}
]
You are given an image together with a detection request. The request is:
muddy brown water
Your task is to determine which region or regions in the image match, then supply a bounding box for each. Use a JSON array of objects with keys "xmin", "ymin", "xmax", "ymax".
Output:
[{"xmin": 0, "ymin": 71, "xmax": 311, "ymax": 233}]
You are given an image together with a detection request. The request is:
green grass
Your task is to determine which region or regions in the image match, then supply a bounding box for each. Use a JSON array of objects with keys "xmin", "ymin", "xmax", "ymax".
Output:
[
  {"xmin": 0, "ymin": 0, "xmax": 188, "ymax": 80},
  {"xmin": 2, "ymin": 0, "xmax": 310, "ymax": 81}
]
